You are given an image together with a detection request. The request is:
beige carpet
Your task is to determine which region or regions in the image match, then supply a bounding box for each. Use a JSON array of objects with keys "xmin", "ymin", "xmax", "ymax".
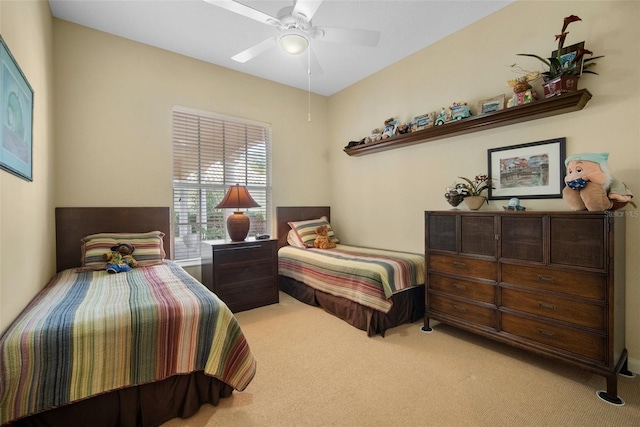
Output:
[{"xmin": 163, "ymin": 292, "xmax": 640, "ymax": 427}]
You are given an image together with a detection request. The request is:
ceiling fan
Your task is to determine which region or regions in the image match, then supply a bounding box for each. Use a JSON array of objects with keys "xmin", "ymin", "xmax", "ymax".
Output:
[{"xmin": 203, "ymin": 0, "xmax": 381, "ymax": 69}]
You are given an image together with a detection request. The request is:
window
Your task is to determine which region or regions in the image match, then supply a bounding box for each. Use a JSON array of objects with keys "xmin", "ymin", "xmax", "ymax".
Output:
[{"xmin": 172, "ymin": 107, "xmax": 271, "ymax": 261}]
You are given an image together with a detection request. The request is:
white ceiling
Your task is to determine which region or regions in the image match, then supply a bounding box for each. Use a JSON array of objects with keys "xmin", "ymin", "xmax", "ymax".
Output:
[{"xmin": 49, "ymin": 0, "xmax": 514, "ymax": 96}]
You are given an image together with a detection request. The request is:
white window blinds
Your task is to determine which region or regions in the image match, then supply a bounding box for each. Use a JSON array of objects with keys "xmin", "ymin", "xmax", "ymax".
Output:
[{"xmin": 172, "ymin": 107, "xmax": 271, "ymax": 260}]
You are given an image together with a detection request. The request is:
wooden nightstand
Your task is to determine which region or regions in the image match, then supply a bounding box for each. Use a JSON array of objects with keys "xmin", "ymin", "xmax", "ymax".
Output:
[{"xmin": 201, "ymin": 238, "xmax": 279, "ymax": 312}]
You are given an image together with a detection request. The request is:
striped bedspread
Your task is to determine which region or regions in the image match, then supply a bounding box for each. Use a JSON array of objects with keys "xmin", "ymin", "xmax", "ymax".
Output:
[
  {"xmin": 0, "ymin": 261, "xmax": 256, "ymax": 424},
  {"xmin": 278, "ymin": 245, "xmax": 425, "ymax": 313}
]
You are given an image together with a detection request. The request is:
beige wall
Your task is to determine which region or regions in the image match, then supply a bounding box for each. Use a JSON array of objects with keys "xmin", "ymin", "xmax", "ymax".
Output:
[
  {"xmin": 53, "ymin": 19, "xmax": 330, "ymax": 212},
  {"xmin": 0, "ymin": 0, "xmax": 55, "ymax": 330},
  {"xmin": 328, "ymin": 0, "xmax": 640, "ymax": 371}
]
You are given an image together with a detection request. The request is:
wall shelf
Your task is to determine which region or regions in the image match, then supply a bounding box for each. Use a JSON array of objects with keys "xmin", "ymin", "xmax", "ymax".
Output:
[{"xmin": 344, "ymin": 89, "xmax": 592, "ymax": 157}]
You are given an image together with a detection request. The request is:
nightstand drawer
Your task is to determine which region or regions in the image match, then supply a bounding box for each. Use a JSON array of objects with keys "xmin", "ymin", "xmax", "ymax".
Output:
[
  {"xmin": 217, "ymin": 260, "xmax": 275, "ymax": 286},
  {"xmin": 501, "ymin": 287, "xmax": 605, "ymax": 331},
  {"xmin": 501, "ymin": 312, "xmax": 606, "ymax": 362},
  {"xmin": 429, "ymin": 254, "xmax": 497, "ymax": 281},
  {"xmin": 214, "ymin": 242, "xmax": 274, "ymax": 265},
  {"xmin": 429, "ymin": 273, "xmax": 495, "ymax": 304}
]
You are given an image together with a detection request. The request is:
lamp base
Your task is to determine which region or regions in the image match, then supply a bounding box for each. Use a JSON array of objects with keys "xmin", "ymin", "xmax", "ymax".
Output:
[{"xmin": 227, "ymin": 211, "xmax": 250, "ymax": 241}]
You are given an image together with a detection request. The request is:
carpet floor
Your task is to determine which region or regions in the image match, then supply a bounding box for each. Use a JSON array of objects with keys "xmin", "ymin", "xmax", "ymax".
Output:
[{"xmin": 162, "ymin": 291, "xmax": 640, "ymax": 426}]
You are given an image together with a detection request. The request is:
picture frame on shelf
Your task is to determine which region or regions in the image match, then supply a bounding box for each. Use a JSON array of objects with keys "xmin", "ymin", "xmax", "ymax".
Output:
[
  {"xmin": 551, "ymin": 41, "xmax": 585, "ymax": 76},
  {"xmin": 0, "ymin": 35, "xmax": 34, "ymax": 182},
  {"xmin": 413, "ymin": 112, "xmax": 435, "ymax": 131},
  {"xmin": 487, "ymin": 137, "xmax": 566, "ymax": 200},
  {"xmin": 478, "ymin": 94, "xmax": 505, "ymax": 114}
]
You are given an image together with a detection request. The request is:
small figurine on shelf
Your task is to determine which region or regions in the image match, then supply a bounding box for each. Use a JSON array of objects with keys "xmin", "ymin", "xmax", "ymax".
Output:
[
  {"xmin": 507, "ymin": 71, "xmax": 540, "ymax": 108},
  {"xmin": 503, "ymin": 197, "xmax": 526, "ymax": 211}
]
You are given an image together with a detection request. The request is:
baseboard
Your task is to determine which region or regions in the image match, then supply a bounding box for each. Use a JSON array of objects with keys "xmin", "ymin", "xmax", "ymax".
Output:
[{"xmin": 627, "ymin": 356, "xmax": 639, "ymax": 375}]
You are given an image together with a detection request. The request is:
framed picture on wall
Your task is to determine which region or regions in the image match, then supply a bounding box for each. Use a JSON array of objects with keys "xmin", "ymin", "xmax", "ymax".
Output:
[
  {"xmin": 487, "ymin": 137, "xmax": 566, "ymax": 200},
  {"xmin": 0, "ymin": 35, "xmax": 34, "ymax": 182}
]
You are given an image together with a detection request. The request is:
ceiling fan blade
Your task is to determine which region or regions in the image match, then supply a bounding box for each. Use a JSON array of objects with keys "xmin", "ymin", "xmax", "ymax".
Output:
[
  {"xmin": 292, "ymin": 0, "xmax": 323, "ymax": 21},
  {"xmin": 231, "ymin": 37, "xmax": 278, "ymax": 63},
  {"xmin": 314, "ymin": 27, "xmax": 381, "ymax": 47},
  {"xmin": 203, "ymin": 0, "xmax": 279, "ymax": 26},
  {"xmin": 298, "ymin": 47, "xmax": 324, "ymax": 76}
]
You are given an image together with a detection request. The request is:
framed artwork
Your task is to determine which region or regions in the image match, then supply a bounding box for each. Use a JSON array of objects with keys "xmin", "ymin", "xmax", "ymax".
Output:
[
  {"xmin": 1, "ymin": 35, "xmax": 34, "ymax": 181},
  {"xmin": 414, "ymin": 112, "xmax": 435, "ymax": 131},
  {"xmin": 487, "ymin": 137, "xmax": 566, "ymax": 200},
  {"xmin": 551, "ymin": 41, "xmax": 585, "ymax": 76},
  {"xmin": 478, "ymin": 94, "xmax": 505, "ymax": 114}
]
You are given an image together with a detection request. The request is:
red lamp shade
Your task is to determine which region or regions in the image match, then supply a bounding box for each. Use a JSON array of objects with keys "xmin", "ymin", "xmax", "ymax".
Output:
[{"xmin": 215, "ymin": 184, "xmax": 260, "ymax": 241}]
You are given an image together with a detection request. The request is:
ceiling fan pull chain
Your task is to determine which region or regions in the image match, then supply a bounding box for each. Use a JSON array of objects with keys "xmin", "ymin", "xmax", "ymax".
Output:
[{"xmin": 308, "ymin": 41, "xmax": 312, "ymax": 122}]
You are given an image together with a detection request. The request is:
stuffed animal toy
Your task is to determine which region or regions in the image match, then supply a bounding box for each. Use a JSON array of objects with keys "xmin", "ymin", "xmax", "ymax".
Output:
[
  {"xmin": 314, "ymin": 225, "xmax": 336, "ymax": 249},
  {"xmin": 563, "ymin": 153, "xmax": 634, "ymax": 211},
  {"xmin": 102, "ymin": 243, "xmax": 138, "ymax": 273}
]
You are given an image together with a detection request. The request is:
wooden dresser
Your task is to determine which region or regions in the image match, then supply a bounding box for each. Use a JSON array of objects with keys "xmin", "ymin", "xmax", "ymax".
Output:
[
  {"xmin": 201, "ymin": 238, "xmax": 279, "ymax": 313},
  {"xmin": 424, "ymin": 210, "xmax": 628, "ymax": 404}
]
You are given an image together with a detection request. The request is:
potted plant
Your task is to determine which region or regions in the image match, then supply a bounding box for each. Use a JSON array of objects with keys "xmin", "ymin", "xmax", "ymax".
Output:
[
  {"xmin": 517, "ymin": 15, "xmax": 603, "ymax": 98},
  {"xmin": 455, "ymin": 174, "xmax": 494, "ymax": 210}
]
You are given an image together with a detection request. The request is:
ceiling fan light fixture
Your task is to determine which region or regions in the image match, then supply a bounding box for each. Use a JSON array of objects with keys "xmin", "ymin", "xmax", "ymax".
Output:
[{"xmin": 278, "ymin": 30, "xmax": 309, "ymax": 55}]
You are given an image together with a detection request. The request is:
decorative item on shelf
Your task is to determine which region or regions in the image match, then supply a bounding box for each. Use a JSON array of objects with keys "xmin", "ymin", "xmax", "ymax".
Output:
[
  {"xmin": 455, "ymin": 174, "xmax": 494, "ymax": 210},
  {"xmin": 414, "ymin": 112, "xmax": 436, "ymax": 130},
  {"xmin": 503, "ymin": 197, "xmax": 526, "ymax": 211},
  {"xmin": 562, "ymin": 153, "xmax": 635, "ymax": 211},
  {"xmin": 435, "ymin": 102, "xmax": 472, "ymax": 125},
  {"xmin": 381, "ymin": 118, "xmax": 397, "ymax": 139},
  {"xmin": 506, "ymin": 72, "xmax": 540, "ymax": 108},
  {"xmin": 478, "ymin": 94, "xmax": 506, "ymax": 114},
  {"xmin": 444, "ymin": 185, "xmax": 465, "ymax": 208},
  {"xmin": 517, "ymin": 15, "xmax": 603, "ymax": 98},
  {"xmin": 215, "ymin": 184, "xmax": 260, "ymax": 241}
]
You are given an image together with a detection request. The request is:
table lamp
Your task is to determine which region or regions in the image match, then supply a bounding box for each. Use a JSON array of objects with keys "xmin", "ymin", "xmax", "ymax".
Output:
[{"xmin": 215, "ymin": 184, "xmax": 260, "ymax": 241}]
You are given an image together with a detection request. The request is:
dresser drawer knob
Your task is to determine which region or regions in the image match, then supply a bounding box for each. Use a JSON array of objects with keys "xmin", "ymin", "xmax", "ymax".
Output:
[
  {"xmin": 537, "ymin": 301, "xmax": 557, "ymax": 311},
  {"xmin": 453, "ymin": 305, "xmax": 466, "ymax": 313},
  {"xmin": 452, "ymin": 261, "xmax": 467, "ymax": 268},
  {"xmin": 537, "ymin": 274, "xmax": 555, "ymax": 283},
  {"xmin": 452, "ymin": 283, "xmax": 466, "ymax": 291},
  {"xmin": 537, "ymin": 329, "xmax": 556, "ymax": 339}
]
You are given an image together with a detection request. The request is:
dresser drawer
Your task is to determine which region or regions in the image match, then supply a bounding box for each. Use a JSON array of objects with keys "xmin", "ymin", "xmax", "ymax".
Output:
[
  {"xmin": 214, "ymin": 242, "xmax": 274, "ymax": 265},
  {"xmin": 429, "ymin": 254, "xmax": 497, "ymax": 281},
  {"xmin": 428, "ymin": 293, "xmax": 495, "ymax": 329},
  {"xmin": 501, "ymin": 287, "xmax": 605, "ymax": 331},
  {"xmin": 501, "ymin": 312, "xmax": 606, "ymax": 362},
  {"xmin": 501, "ymin": 263, "xmax": 606, "ymax": 300},
  {"xmin": 429, "ymin": 274, "xmax": 495, "ymax": 304}
]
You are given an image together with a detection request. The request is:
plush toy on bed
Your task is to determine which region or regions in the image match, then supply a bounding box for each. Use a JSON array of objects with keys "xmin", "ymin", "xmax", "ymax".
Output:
[
  {"xmin": 103, "ymin": 243, "xmax": 138, "ymax": 273},
  {"xmin": 563, "ymin": 152, "xmax": 634, "ymax": 211},
  {"xmin": 314, "ymin": 225, "xmax": 336, "ymax": 249}
]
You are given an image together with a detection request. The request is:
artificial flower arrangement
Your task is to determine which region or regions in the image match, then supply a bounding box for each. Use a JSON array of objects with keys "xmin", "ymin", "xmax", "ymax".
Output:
[
  {"xmin": 517, "ymin": 15, "xmax": 603, "ymax": 81},
  {"xmin": 454, "ymin": 174, "xmax": 494, "ymax": 204}
]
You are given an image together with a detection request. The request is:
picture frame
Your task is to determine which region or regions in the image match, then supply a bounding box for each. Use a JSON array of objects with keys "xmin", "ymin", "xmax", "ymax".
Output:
[
  {"xmin": 1, "ymin": 35, "xmax": 34, "ymax": 182},
  {"xmin": 487, "ymin": 137, "xmax": 566, "ymax": 200},
  {"xmin": 414, "ymin": 112, "xmax": 435, "ymax": 131},
  {"xmin": 551, "ymin": 41, "xmax": 585, "ymax": 76},
  {"xmin": 477, "ymin": 94, "xmax": 505, "ymax": 114}
]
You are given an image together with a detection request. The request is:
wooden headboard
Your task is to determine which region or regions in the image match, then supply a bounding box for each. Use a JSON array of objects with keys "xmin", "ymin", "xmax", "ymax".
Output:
[
  {"xmin": 276, "ymin": 206, "xmax": 330, "ymax": 249},
  {"xmin": 55, "ymin": 207, "xmax": 171, "ymax": 272}
]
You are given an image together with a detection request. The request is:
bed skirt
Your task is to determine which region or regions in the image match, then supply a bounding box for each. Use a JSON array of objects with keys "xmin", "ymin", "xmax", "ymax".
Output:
[
  {"xmin": 11, "ymin": 371, "xmax": 233, "ymax": 427},
  {"xmin": 279, "ymin": 275, "xmax": 425, "ymax": 337}
]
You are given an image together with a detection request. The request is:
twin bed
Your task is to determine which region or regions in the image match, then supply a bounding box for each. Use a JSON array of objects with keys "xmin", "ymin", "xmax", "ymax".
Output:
[
  {"xmin": 276, "ymin": 206, "xmax": 425, "ymax": 337},
  {"xmin": 0, "ymin": 207, "xmax": 256, "ymax": 426}
]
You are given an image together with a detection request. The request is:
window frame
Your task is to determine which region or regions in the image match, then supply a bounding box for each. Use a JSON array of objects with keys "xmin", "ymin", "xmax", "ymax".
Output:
[{"xmin": 172, "ymin": 106, "xmax": 272, "ymax": 262}]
